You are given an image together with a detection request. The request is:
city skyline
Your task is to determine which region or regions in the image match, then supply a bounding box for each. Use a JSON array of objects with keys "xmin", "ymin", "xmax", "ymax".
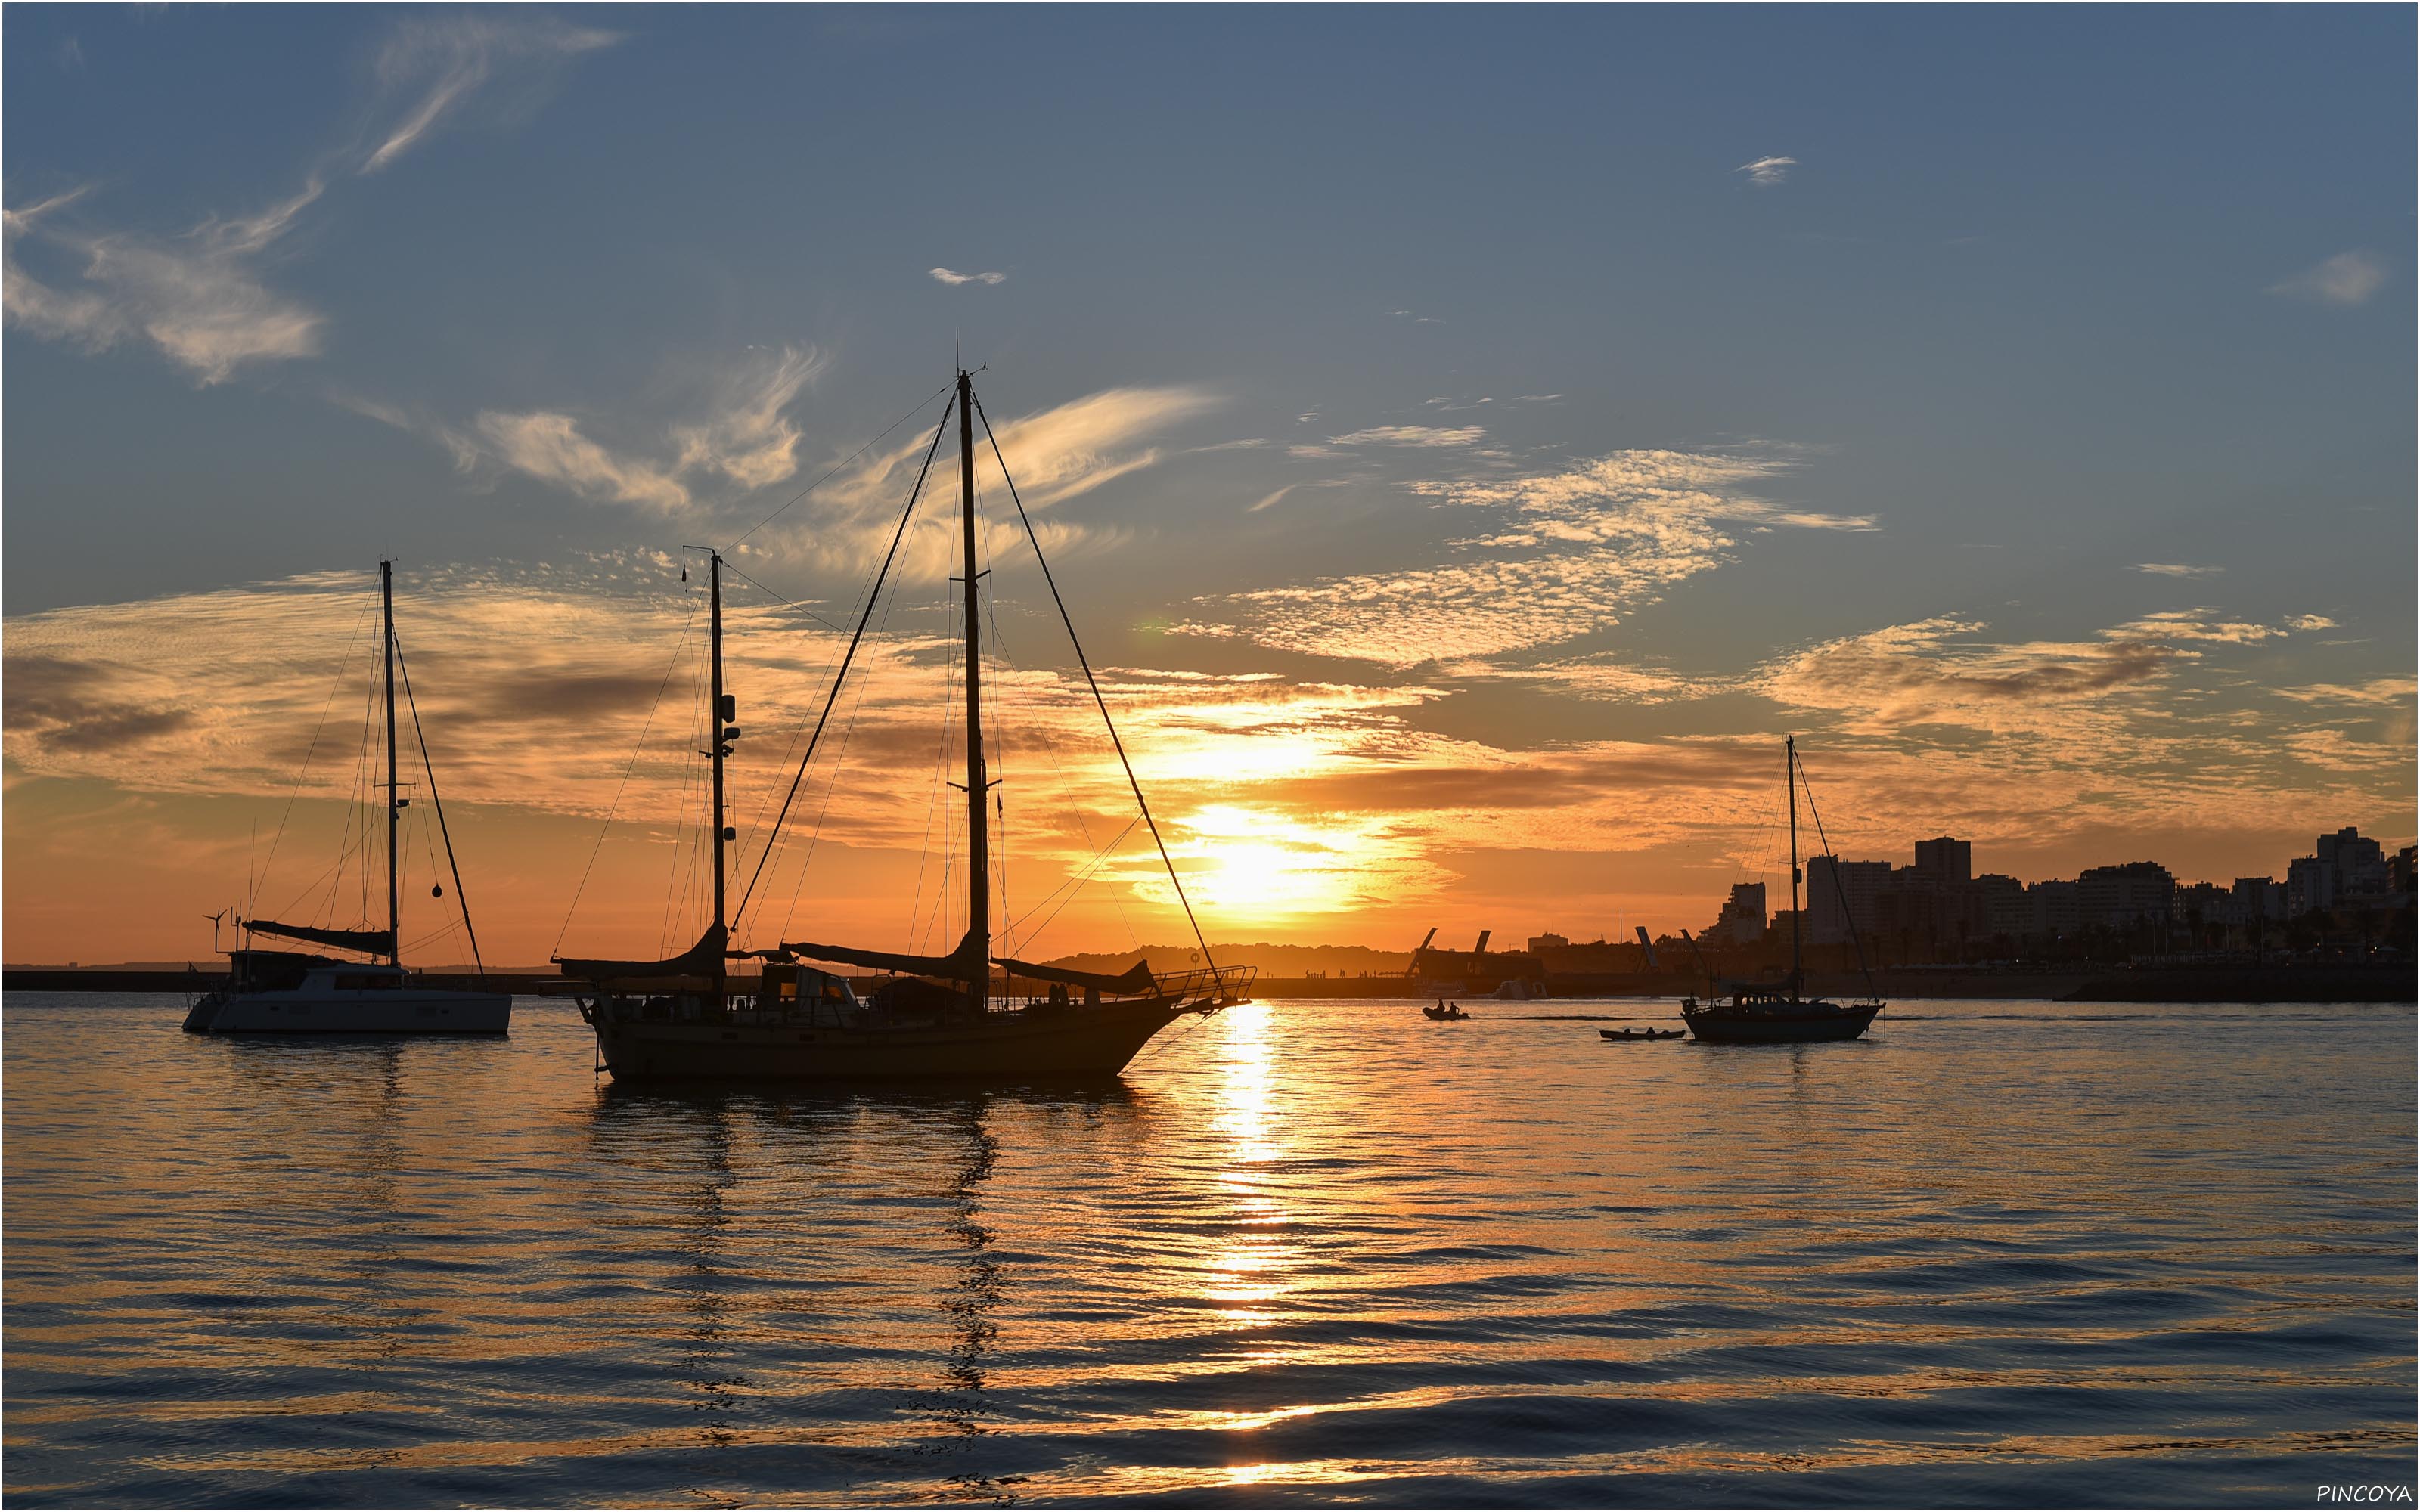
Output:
[{"xmin": 6, "ymin": 7, "xmax": 2414, "ymax": 967}]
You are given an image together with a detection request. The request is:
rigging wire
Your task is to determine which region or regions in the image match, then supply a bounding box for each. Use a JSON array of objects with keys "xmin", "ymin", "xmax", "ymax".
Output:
[
  {"xmin": 389, "ymin": 631, "xmax": 486, "ymax": 972},
  {"xmin": 768, "ymin": 530, "xmax": 914, "ymax": 947},
  {"xmin": 718, "ymin": 559, "xmax": 847, "ymax": 634},
  {"xmin": 252, "ymin": 595, "xmax": 375, "ymax": 920},
  {"xmin": 731, "ymin": 398, "xmax": 956, "ymax": 931},
  {"xmin": 551, "ymin": 592, "xmax": 703, "ymax": 959},
  {"xmin": 904, "ymin": 589, "xmax": 963, "ymax": 957},
  {"xmin": 972, "ymin": 389, "xmax": 1219, "ymax": 973},
  {"xmin": 1002, "ymin": 813, "xmax": 1141, "ymax": 943},
  {"xmin": 726, "ymin": 380, "xmax": 955, "ymax": 553},
  {"xmin": 724, "ymin": 528, "xmax": 911, "ymax": 912},
  {"xmin": 973, "ymin": 469, "xmax": 1016, "ymax": 956},
  {"xmin": 1795, "ymin": 745, "xmax": 1881, "ymax": 996},
  {"xmin": 660, "ymin": 628, "xmax": 708, "ymax": 955}
]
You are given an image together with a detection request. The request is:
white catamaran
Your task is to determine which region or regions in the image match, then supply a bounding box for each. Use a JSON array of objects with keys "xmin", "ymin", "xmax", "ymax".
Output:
[{"xmin": 185, "ymin": 562, "xmax": 510, "ymax": 1036}]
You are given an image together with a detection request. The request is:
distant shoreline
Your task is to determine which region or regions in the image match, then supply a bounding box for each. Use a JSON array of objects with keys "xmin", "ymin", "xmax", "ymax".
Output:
[{"xmin": 6, "ymin": 964, "xmax": 2410, "ymax": 1005}]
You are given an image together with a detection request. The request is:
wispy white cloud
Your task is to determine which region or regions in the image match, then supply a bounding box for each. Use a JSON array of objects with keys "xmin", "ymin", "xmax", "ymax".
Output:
[
  {"xmin": 346, "ymin": 343, "xmax": 831, "ymax": 510},
  {"xmin": 1736, "ymin": 155, "xmax": 1796, "ymax": 188},
  {"xmin": 670, "ymin": 345, "xmax": 825, "ymax": 489},
  {"xmin": 1177, "ymin": 447, "xmax": 1871, "ymax": 667},
  {"xmin": 752, "ymin": 383, "xmax": 1221, "ymax": 576},
  {"xmin": 2268, "ymin": 250, "xmax": 2385, "ymax": 307},
  {"xmin": 1328, "ymin": 424, "xmax": 1486, "ymax": 448},
  {"xmin": 1247, "ymin": 485, "xmax": 1296, "ymax": 514},
  {"xmin": 4, "ymin": 183, "xmax": 326, "ymax": 383},
  {"xmin": 2275, "ymin": 677, "xmax": 2414, "ymax": 709},
  {"xmin": 4, "ymin": 15, "xmax": 616, "ymax": 384},
  {"xmin": 475, "ymin": 411, "xmax": 691, "ymax": 512},
  {"xmin": 2134, "ymin": 562, "xmax": 2224, "ymax": 578},
  {"xmin": 930, "ymin": 267, "xmax": 1007, "ymax": 286},
  {"xmin": 361, "ymin": 16, "xmax": 622, "ymax": 174},
  {"xmin": 1761, "ymin": 609, "xmax": 2336, "ymax": 737}
]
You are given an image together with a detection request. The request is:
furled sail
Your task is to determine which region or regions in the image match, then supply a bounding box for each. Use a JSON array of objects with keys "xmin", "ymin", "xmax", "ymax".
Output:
[
  {"xmin": 777, "ymin": 929, "xmax": 985, "ymax": 980},
  {"xmin": 557, "ymin": 923, "xmax": 728, "ymax": 984},
  {"xmin": 994, "ymin": 956, "xmax": 1158, "ymax": 996},
  {"xmin": 244, "ymin": 918, "xmax": 395, "ymax": 956}
]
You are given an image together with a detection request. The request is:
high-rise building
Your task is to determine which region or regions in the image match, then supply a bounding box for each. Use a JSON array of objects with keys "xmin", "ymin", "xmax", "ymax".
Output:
[
  {"xmin": 1977, "ymin": 873, "xmax": 2029, "ymax": 938},
  {"xmin": 2232, "ymin": 876, "xmax": 2286, "ymax": 923},
  {"xmin": 1709, "ymin": 882, "xmax": 1767, "ymax": 945},
  {"xmin": 2316, "ymin": 827, "xmax": 2391, "ymax": 900},
  {"xmin": 1526, "ymin": 931, "xmax": 1569, "ymax": 953},
  {"xmin": 2077, "ymin": 862, "xmax": 2175, "ymax": 929},
  {"xmin": 2286, "ymin": 854, "xmax": 2333, "ymax": 916},
  {"xmin": 2173, "ymin": 881, "xmax": 2233, "ymax": 931},
  {"xmin": 2026, "ymin": 879, "xmax": 2081, "ymax": 937},
  {"xmin": 1912, "ymin": 836, "xmax": 1972, "ymax": 886},
  {"xmin": 1807, "ymin": 856, "xmax": 1891, "ymax": 944}
]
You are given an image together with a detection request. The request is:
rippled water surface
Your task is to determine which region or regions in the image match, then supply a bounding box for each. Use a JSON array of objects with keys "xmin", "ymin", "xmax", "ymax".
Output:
[{"xmin": 6, "ymin": 994, "xmax": 2412, "ymax": 1506}]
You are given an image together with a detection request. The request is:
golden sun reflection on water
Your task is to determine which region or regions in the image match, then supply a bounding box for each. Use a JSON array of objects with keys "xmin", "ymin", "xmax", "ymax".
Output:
[{"xmin": 1202, "ymin": 1004, "xmax": 1300, "ymax": 1361}]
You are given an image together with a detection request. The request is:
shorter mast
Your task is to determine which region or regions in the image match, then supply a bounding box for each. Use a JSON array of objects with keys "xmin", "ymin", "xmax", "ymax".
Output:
[
  {"xmin": 710, "ymin": 550, "xmax": 730, "ymax": 1003},
  {"xmin": 383, "ymin": 559, "xmax": 401, "ymax": 967},
  {"xmin": 1787, "ymin": 735, "xmax": 1800, "ymax": 996}
]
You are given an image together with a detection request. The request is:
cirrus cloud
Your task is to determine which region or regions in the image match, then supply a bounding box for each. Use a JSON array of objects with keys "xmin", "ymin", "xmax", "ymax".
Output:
[
  {"xmin": 2268, "ymin": 250, "xmax": 2385, "ymax": 308},
  {"xmin": 1736, "ymin": 155, "xmax": 1796, "ymax": 187}
]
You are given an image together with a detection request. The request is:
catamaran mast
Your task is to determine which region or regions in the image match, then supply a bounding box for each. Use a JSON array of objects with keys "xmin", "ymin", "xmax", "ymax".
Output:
[
  {"xmin": 710, "ymin": 550, "xmax": 729, "ymax": 1003},
  {"xmin": 958, "ymin": 370, "xmax": 989, "ymax": 1012},
  {"xmin": 1786, "ymin": 735, "xmax": 1800, "ymax": 995},
  {"xmin": 383, "ymin": 560, "xmax": 401, "ymax": 968}
]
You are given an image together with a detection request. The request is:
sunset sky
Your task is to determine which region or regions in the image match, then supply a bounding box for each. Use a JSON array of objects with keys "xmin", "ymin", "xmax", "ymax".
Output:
[{"xmin": 6, "ymin": 7, "xmax": 2412, "ymax": 968}]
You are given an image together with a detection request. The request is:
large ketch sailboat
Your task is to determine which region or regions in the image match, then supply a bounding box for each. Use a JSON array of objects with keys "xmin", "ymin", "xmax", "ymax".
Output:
[
  {"xmin": 556, "ymin": 370, "xmax": 1252, "ymax": 1082},
  {"xmin": 185, "ymin": 562, "xmax": 510, "ymax": 1035},
  {"xmin": 1679, "ymin": 737, "xmax": 1884, "ymax": 1044}
]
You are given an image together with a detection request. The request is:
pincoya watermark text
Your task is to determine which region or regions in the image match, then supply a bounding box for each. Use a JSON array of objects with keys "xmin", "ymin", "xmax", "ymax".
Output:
[{"xmin": 2318, "ymin": 1488, "xmax": 2413, "ymax": 1504}]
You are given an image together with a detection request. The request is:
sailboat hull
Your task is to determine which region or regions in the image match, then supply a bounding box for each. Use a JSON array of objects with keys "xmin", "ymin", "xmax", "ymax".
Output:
[
  {"xmin": 189, "ymin": 987, "xmax": 511, "ymax": 1035},
  {"xmin": 1681, "ymin": 1001, "xmax": 1880, "ymax": 1044},
  {"xmin": 587, "ymin": 996, "xmax": 1207, "ymax": 1083}
]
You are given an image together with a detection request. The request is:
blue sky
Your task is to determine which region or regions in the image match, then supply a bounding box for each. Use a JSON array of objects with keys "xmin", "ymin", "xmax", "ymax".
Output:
[{"xmin": 5, "ymin": 6, "xmax": 2412, "ymax": 962}]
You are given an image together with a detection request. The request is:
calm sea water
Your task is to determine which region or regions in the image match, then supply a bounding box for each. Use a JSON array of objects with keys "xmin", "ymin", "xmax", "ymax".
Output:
[{"xmin": 5, "ymin": 993, "xmax": 2412, "ymax": 1507}]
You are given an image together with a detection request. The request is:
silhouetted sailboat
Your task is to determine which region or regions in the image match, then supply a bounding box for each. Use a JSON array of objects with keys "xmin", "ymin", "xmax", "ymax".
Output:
[
  {"xmin": 557, "ymin": 370, "xmax": 1252, "ymax": 1082},
  {"xmin": 1679, "ymin": 737, "xmax": 1883, "ymax": 1045},
  {"xmin": 185, "ymin": 562, "xmax": 509, "ymax": 1035}
]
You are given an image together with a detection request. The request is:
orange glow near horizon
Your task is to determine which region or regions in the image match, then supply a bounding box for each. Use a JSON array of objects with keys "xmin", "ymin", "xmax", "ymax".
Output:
[{"xmin": 3, "ymin": 562, "xmax": 2412, "ymax": 966}]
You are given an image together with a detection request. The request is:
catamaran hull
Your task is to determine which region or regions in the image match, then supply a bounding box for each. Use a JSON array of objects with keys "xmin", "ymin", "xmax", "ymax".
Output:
[
  {"xmin": 186, "ymin": 990, "xmax": 512, "ymax": 1035},
  {"xmin": 588, "ymin": 999, "xmax": 1205, "ymax": 1083},
  {"xmin": 1682, "ymin": 1004, "xmax": 1881, "ymax": 1044}
]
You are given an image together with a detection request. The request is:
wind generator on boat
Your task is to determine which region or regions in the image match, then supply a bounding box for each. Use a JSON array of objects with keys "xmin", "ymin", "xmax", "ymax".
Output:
[
  {"xmin": 554, "ymin": 369, "xmax": 1254, "ymax": 1081},
  {"xmin": 185, "ymin": 562, "xmax": 510, "ymax": 1035},
  {"xmin": 1677, "ymin": 737, "xmax": 1884, "ymax": 1045}
]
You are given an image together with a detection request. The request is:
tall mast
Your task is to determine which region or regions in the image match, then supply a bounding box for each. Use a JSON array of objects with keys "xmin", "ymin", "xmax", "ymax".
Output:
[
  {"xmin": 1786, "ymin": 735, "xmax": 1800, "ymax": 994},
  {"xmin": 958, "ymin": 369, "xmax": 989, "ymax": 1012},
  {"xmin": 709, "ymin": 550, "xmax": 729, "ymax": 1002},
  {"xmin": 382, "ymin": 560, "xmax": 400, "ymax": 967}
]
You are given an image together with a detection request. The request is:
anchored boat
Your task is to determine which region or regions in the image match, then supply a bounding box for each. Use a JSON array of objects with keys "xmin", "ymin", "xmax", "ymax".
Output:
[
  {"xmin": 557, "ymin": 370, "xmax": 1252, "ymax": 1082},
  {"xmin": 1679, "ymin": 737, "xmax": 1884, "ymax": 1045},
  {"xmin": 185, "ymin": 562, "xmax": 508, "ymax": 1035}
]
